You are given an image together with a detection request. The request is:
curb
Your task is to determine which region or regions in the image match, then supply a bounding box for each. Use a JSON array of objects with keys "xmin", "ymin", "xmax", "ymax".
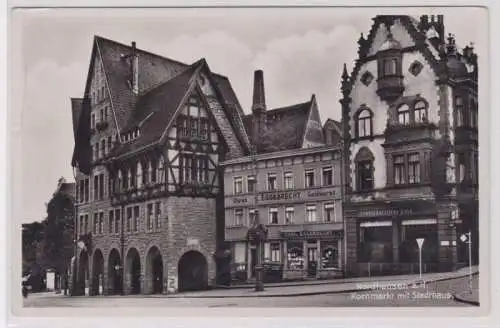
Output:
[
  {"xmin": 166, "ymin": 272, "xmax": 479, "ymax": 299},
  {"xmin": 452, "ymin": 291, "xmax": 480, "ymax": 306}
]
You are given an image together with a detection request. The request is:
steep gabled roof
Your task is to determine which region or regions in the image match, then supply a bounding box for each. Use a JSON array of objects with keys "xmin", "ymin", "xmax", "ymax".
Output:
[
  {"xmin": 243, "ymin": 100, "xmax": 313, "ymax": 153},
  {"xmin": 70, "ymin": 98, "xmax": 83, "ymax": 141},
  {"xmin": 108, "ymin": 62, "xmax": 199, "ymax": 157},
  {"xmin": 324, "ymin": 118, "xmax": 343, "ymax": 135}
]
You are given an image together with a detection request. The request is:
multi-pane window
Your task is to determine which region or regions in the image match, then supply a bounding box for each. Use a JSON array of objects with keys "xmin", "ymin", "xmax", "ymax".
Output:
[
  {"xmin": 247, "ymin": 175, "xmax": 256, "ymax": 193},
  {"xmin": 267, "ymin": 174, "xmax": 277, "ymax": 191},
  {"xmin": 136, "ymin": 162, "xmax": 143, "ymax": 188},
  {"xmin": 394, "ymin": 155, "xmax": 406, "ymax": 185},
  {"xmin": 93, "ymin": 213, "xmax": 99, "ymax": 234},
  {"xmin": 383, "ymin": 58, "xmax": 397, "ymax": 75},
  {"xmin": 357, "ymin": 161, "xmax": 374, "ymax": 191},
  {"xmin": 114, "ymin": 209, "xmax": 120, "ymax": 234},
  {"xmin": 269, "ymin": 208, "xmax": 278, "ymax": 224},
  {"xmin": 408, "ymin": 153, "xmax": 421, "ymax": 184},
  {"xmin": 322, "ymin": 167, "xmax": 333, "ymax": 186},
  {"xmin": 84, "ymin": 179, "xmax": 89, "ymax": 202},
  {"xmin": 270, "ymin": 243, "xmax": 281, "ymax": 262},
  {"xmin": 284, "ymin": 172, "xmax": 293, "ymax": 189},
  {"xmin": 147, "ymin": 203, "xmax": 154, "ymax": 231},
  {"xmin": 456, "ymin": 96, "xmax": 464, "ymax": 127},
  {"xmin": 249, "ymin": 209, "xmax": 256, "ymax": 225},
  {"xmin": 324, "ymin": 203, "xmax": 335, "ymax": 222},
  {"xmin": 126, "ymin": 207, "xmax": 132, "ymax": 232},
  {"xmin": 285, "ymin": 207, "xmax": 295, "ymax": 224},
  {"xmin": 84, "ymin": 215, "xmax": 89, "ymax": 233},
  {"xmin": 99, "ymin": 174, "xmax": 104, "ymax": 200},
  {"xmin": 200, "ymin": 118, "xmax": 209, "ymax": 140},
  {"xmin": 234, "ymin": 177, "xmax": 243, "ymax": 194},
  {"xmin": 306, "ymin": 205, "xmax": 317, "ymax": 222},
  {"xmin": 414, "ymin": 101, "xmax": 427, "ymax": 123},
  {"xmin": 101, "ymin": 139, "xmax": 106, "ymax": 157},
  {"xmin": 180, "ymin": 154, "xmax": 208, "ymax": 184},
  {"xmin": 470, "ymin": 99, "xmax": 478, "ymax": 128},
  {"xmin": 305, "ymin": 169, "xmax": 315, "ymax": 188},
  {"xmin": 133, "ymin": 206, "xmax": 140, "ymax": 232},
  {"xmin": 94, "ymin": 143, "xmax": 99, "ymax": 160},
  {"xmin": 91, "ymin": 113, "xmax": 96, "ymax": 129},
  {"xmin": 397, "ymin": 104, "xmax": 410, "ymax": 125},
  {"xmin": 79, "ymin": 215, "xmax": 84, "ymax": 235},
  {"xmin": 234, "ymin": 209, "xmax": 243, "ymax": 226},
  {"xmin": 93, "ymin": 175, "xmax": 99, "ymax": 201},
  {"xmin": 357, "ymin": 109, "xmax": 372, "ymax": 138},
  {"xmin": 99, "ymin": 212, "xmax": 104, "ymax": 234},
  {"xmin": 109, "ymin": 210, "xmax": 114, "ymax": 234},
  {"xmin": 155, "ymin": 201, "xmax": 162, "ymax": 229}
]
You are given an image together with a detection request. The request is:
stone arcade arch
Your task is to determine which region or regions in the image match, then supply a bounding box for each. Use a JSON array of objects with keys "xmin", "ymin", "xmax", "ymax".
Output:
[
  {"xmin": 91, "ymin": 249, "xmax": 104, "ymax": 295},
  {"xmin": 77, "ymin": 250, "xmax": 89, "ymax": 296},
  {"xmin": 107, "ymin": 249, "xmax": 122, "ymax": 295},
  {"xmin": 178, "ymin": 250, "xmax": 208, "ymax": 292},
  {"xmin": 125, "ymin": 248, "xmax": 141, "ymax": 295},
  {"xmin": 145, "ymin": 246, "xmax": 163, "ymax": 294}
]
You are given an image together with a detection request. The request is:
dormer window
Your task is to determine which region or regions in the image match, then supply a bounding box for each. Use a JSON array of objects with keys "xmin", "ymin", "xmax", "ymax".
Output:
[{"xmin": 414, "ymin": 100, "xmax": 427, "ymax": 123}]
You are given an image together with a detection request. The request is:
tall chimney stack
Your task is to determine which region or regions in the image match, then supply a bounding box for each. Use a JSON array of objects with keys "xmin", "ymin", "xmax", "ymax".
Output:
[
  {"xmin": 251, "ymin": 70, "xmax": 267, "ymax": 153},
  {"xmin": 131, "ymin": 41, "xmax": 139, "ymax": 95}
]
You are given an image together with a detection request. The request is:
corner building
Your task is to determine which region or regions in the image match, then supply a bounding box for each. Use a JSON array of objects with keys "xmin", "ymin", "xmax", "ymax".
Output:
[
  {"xmin": 222, "ymin": 71, "xmax": 344, "ymax": 282},
  {"xmin": 70, "ymin": 36, "xmax": 251, "ymax": 295},
  {"xmin": 341, "ymin": 15, "xmax": 478, "ymax": 277}
]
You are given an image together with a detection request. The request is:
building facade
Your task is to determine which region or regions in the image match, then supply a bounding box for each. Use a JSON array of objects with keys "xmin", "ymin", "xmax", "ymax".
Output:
[
  {"xmin": 341, "ymin": 15, "xmax": 479, "ymax": 277},
  {"xmin": 70, "ymin": 36, "xmax": 251, "ymax": 295},
  {"xmin": 222, "ymin": 71, "xmax": 344, "ymax": 282}
]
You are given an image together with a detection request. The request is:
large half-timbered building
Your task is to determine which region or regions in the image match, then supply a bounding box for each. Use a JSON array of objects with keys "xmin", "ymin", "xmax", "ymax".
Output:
[
  {"xmin": 341, "ymin": 15, "xmax": 478, "ymax": 277},
  {"xmin": 70, "ymin": 36, "xmax": 250, "ymax": 295}
]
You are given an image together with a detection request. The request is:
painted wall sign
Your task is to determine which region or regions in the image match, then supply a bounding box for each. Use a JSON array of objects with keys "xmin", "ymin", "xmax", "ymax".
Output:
[
  {"xmin": 260, "ymin": 191, "xmax": 301, "ymax": 201},
  {"xmin": 357, "ymin": 208, "xmax": 413, "ymax": 218},
  {"xmin": 281, "ymin": 230, "xmax": 344, "ymax": 240},
  {"xmin": 232, "ymin": 197, "xmax": 248, "ymax": 204}
]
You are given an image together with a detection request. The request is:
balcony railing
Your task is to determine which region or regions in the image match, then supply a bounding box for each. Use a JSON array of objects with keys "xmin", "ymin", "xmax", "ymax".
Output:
[{"xmin": 376, "ymin": 74, "xmax": 404, "ymax": 102}]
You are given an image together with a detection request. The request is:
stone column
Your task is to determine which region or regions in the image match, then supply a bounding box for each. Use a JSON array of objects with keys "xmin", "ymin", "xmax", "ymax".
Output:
[
  {"xmin": 166, "ymin": 257, "xmax": 178, "ymax": 294},
  {"xmin": 102, "ymin": 259, "xmax": 109, "ymax": 296},
  {"xmin": 302, "ymin": 241, "xmax": 308, "ymax": 278},
  {"xmin": 140, "ymin": 257, "xmax": 147, "ymax": 295},
  {"xmin": 316, "ymin": 239, "xmax": 321, "ymax": 278}
]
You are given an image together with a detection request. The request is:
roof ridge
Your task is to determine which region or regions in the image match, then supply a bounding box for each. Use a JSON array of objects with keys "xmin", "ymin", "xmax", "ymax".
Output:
[
  {"xmin": 266, "ymin": 99, "xmax": 312, "ymax": 114},
  {"xmin": 94, "ymin": 35, "xmax": 229, "ymax": 79}
]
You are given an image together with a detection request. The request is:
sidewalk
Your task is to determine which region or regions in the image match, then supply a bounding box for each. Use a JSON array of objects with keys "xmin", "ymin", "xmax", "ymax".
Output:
[
  {"xmin": 453, "ymin": 274, "xmax": 479, "ymax": 306},
  {"xmin": 163, "ymin": 266, "xmax": 478, "ymax": 298}
]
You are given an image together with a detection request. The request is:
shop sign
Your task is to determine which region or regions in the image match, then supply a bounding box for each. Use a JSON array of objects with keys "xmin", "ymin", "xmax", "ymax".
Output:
[
  {"xmin": 357, "ymin": 208, "xmax": 413, "ymax": 218},
  {"xmin": 259, "ymin": 188, "xmax": 336, "ymax": 203},
  {"xmin": 232, "ymin": 197, "xmax": 248, "ymax": 204},
  {"xmin": 281, "ymin": 230, "xmax": 344, "ymax": 240}
]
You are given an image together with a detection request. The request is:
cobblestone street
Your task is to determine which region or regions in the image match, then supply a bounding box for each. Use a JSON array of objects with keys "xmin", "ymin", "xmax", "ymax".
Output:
[{"xmin": 23, "ymin": 276, "xmax": 475, "ymax": 308}]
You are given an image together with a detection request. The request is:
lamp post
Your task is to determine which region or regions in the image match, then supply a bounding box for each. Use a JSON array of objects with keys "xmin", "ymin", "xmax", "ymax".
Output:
[
  {"xmin": 246, "ymin": 145, "xmax": 267, "ymax": 292},
  {"xmin": 460, "ymin": 231, "xmax": 473, "ymax": 292},
  {"xmin": 416, "ymin": 238, "xmax": 425, "ymax": 281}
]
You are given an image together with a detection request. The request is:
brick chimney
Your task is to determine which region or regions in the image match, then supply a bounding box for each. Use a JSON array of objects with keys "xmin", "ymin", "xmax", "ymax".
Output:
[
  {"xmin": 131, "ymin": 41, "xmax": 139, "ymax": 95},
  {"xmin": 251, "ymin": 70, "xmax": 267, "ymax": 153}
]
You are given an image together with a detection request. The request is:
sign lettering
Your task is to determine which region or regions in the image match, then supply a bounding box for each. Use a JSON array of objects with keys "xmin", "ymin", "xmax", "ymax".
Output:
[
  {"xmin": 281, "ymin": 230, "xmax": 344, "ymax": 240},
  {"xmin": 357, "ymin": 208, "xmax": 413, "ymax": 218},
  {"xmin": 232, "ymin": 197, "xmax": 248, "ymax": 204}
]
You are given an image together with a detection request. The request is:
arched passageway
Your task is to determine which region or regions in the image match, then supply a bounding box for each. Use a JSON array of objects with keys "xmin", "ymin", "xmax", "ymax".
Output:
[
  {"xmin": 126, "ymin": 248, "xmax": 141, "ymax": 294},
  {"xmin": 107, "ymin": 249, "xmax": 123, "ymax": 295},
  {"xmin": 146, "ymin": 246, "xmax": 163, "ymax": 294},
  {"xmin": 91, "ymin": 249, "xmax": 104, "ymax": 295},
  {"xmin": 77, "ymin": 250, "xmax": 89, "ymax": 295},
  {"xmin": 178, "ymin": 251, "xmax": 208, "ymax": 292}
]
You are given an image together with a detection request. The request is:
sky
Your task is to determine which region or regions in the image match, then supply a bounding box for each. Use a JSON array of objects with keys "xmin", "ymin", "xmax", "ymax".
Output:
[{"xmin": 13, "ymin": 7, "xmax": 486, "ymax": 223}]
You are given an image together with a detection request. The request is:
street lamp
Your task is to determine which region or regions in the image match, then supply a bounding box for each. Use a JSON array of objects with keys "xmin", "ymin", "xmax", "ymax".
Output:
[
  {"xmin": 460, "ymin": 231, "xmax": 473, "ymax": 292},
  {"xmin": 416, "ymin": 238, "xmax": 425, "ymax": 281}
]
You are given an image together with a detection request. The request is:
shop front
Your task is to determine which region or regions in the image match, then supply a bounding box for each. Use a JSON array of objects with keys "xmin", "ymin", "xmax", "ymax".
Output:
[{"xmin": 346, "ymin": 200, "xmax": 459, "ymax": 277}]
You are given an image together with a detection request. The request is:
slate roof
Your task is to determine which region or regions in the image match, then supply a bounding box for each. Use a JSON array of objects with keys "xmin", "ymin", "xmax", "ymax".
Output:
[
  {"xmin": 71, "ymin": 98, "xmax": 83, "ymax": 141},
  {"xmin": 72, "ymin": 36, "xmax": 250, "ymax": 161},
  {"xmin": 243, "ymin": 100, "xmax": 312, "ymax": 153},
  {"xmin": 108, "ymin": 62, "xmax": 199, "ymax": 156}
]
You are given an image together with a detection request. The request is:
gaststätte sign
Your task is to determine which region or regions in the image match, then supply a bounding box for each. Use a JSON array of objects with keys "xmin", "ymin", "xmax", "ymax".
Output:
[{"xmin": 281, "ymin": 230, "xmax": 344, "ymax": 240}]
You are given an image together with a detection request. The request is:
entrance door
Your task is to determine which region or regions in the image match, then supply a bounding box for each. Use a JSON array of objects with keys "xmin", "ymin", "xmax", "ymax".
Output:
[
  {"xmin": 250, "ymin": 248, "xmax": 257, "ymax": 278},
  {"xmin": 307, "ymin": 248, "xmax": 318, "ymax": 277}
]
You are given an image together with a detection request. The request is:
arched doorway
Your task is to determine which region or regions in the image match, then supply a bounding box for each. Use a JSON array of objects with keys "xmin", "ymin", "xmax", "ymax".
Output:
[
  {"xmin": 107, "ymin": 249, "xmax": 122, "ymax": 295},
  {"xmin": 91, "ymin": 249, "xmax": 104, "ymax": 296},
  {"xmin": 77, "ymin": 250, "xmax": 89, "ymax": 295},
  {"xmin": 146, "ymin": 246, "xmax": 163, "ymax": 294},
  {"xmin": 126, "ymin": 248, "xmax": 141, "ymax": 294},
  {"xmin": 178, "ymin": 251, "xmax": 208, "ymax": 292}
]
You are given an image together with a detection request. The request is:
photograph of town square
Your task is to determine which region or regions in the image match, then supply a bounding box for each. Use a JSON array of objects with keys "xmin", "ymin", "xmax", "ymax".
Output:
[{"xmin": 18, "ymin": 8, "xmax": 481, "ymax": 307}]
